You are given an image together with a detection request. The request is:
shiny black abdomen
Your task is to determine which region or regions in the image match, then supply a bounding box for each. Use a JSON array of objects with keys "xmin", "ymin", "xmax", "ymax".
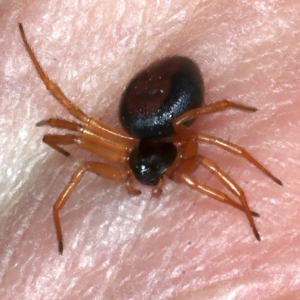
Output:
[{"xmin": 119, "ymin": 56, "xmax": 204, "ymax": 139}]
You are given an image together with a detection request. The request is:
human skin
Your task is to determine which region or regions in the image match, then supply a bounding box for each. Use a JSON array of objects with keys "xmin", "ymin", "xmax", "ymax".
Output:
[{"xmin": 1, "ymin": 0, "xmax": 300, "ymax": 299}]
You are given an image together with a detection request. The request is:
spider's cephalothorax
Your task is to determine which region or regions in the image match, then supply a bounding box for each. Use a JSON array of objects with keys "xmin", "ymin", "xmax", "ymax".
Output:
[
  {"xmin": 129, "ymin": 139, "xmax": 177, "ymax": 186},
  {"xmin": 19, "ymin": 23, "xmax": 282, "ymax": 254}
]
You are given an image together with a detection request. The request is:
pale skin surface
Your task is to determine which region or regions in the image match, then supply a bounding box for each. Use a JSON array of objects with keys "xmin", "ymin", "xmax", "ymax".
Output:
[{"xmin": 0, "ymin": 0, "xmax": 299, "ymax": 299}]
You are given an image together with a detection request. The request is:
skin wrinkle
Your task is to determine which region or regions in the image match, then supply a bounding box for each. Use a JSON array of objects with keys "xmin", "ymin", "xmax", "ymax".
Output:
[{"xmin": 0, "ymin": 0, "xmax": 299, "ymax": 299}]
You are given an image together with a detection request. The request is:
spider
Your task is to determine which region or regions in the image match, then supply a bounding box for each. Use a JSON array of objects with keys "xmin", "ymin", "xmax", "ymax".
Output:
[{"xmin": 19, "ymin": 23, "xmax": 282, "ymax": 255}]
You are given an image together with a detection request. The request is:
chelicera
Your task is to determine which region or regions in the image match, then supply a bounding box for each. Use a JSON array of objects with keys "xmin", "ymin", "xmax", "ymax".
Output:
[{"xmin": 19, "ymin": 23, "xmax": 282, "ymax": 255}]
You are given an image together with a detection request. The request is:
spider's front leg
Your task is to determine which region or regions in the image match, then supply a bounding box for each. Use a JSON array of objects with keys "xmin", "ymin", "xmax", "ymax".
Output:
[
  {"xmin": 176, "ymin": 155, "xmax": 261, "ymax": 240},
  {"xmin": 176, "ymin": 172, "xmax": 259, "ymax": 217},
  {"xmin": 53, "ymin": 162, "xmax": 126, "ymax": 255}
]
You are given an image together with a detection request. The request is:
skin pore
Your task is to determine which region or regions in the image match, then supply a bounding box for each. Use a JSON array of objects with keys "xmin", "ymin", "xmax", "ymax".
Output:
[{"xmin": 1, "ymin": 1, "xmax": 300, "ymax": 299}]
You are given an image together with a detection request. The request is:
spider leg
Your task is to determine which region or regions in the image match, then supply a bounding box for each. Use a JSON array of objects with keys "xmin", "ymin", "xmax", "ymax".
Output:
[
  {"xmin": 124, "ymin": 179, "xmax": 142, "ymax": 196},
  {"xmin": 124, "ymin": 168, "xmax": 142, "ymax": 196},
  {"xmin": 177, "ymin": 171, "xmax": 260, "ymax": 220},
  {"xmin": 178, "ymin": 155, "xmax": 260, "ymax": 240},
  {"xmin": 193, "ymin": 133, "xmax": 282, "ymax": 186},
  {"xmin": 36, "ymin": 118, "xmax": 83, "ymax": 132},
  {"xmin": 42, "ymin": 132, "xmax": 132, "ymax": 164},
  {"xmin": 19, "ymin": 23, "xmax": 88, "ymax": 123},
  {"xmin": 172, "ymin": 100, "xmax": 257, "ymax": 140},
  {"xmin": 42, "ymin": 134, "xmax": 79, "ymax": 156},
  {"xmin": 151, "ymin": 178, "xmax": 164, "ymax": 198},
  {"xmin": 19, "ymin": 23, "xmax": 137, "ymax": 147},
  {"xmin": 174, "ymin": 99, "xmax": 257, "ymax": 126},
  {"xmin": 53, "ymin": 162, "xmax": 126, "ymax": 254}
]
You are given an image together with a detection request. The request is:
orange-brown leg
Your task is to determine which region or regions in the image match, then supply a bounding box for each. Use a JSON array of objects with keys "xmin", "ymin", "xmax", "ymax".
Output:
[
  {"xmin": 43, "ymin": 132, "xmax": 131, "ymax": 163},
  {"xmin": 37, "ymin": 118, "xmax": 84, "ymax": 132},
  {"xmin": 53, "ymin": 162, "xmax": 126, "ymax": 254},
  {"xmin": 174, "ymin": 100, "xmax": 257, "ymax": 126},
  {"xmin": 124, "ymin": 180, "xmax": 142, "ymax": 196},
  {"xmin": 180, "ymin": 155, "xmax": 261, "ymax": 240},
  {"xmin": 124, "ymin": 169, "xmax": 142, "ymax": 196},
  {"xmin": 19, "ymin": 23, "xmax": 137, "ymax": 149},
  {"xmin": 38, "ymin": 118, "xmax": 137, "ymax": 153},
  {"xmin": 151, "ymin": 178, "xmax": 164, "ymax": 198},
  {"xmin": 42, "ymin": 134, "xmax": 79, "ymax": 156},
  {"xmin": 172, "ymin": 100, "xmax": 257, "ymax": 141},
  {"xmin": 177, "ymin": 172, "xmax": 259, "ymax": 217},
  {"xmin": 19, "ymin": 23, "xmax": 88, "ymax": 123},
  {"xmin": 193, "ymin": 133, "xmax": 282, "ymax": 186}
]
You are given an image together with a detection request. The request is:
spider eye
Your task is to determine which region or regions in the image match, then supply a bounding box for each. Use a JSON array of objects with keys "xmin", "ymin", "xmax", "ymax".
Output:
[{"xmin": 129, "ymin": 139, "xmax": 177, "ymax": 186}]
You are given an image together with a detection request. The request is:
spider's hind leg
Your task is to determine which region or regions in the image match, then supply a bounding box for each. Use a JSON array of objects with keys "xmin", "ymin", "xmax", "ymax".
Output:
[{"xmin": 19, "ymin": 23, "xmax": 88, "ymax": 122}]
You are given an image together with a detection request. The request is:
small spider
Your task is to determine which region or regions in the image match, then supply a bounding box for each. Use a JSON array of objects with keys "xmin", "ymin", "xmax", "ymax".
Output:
[{"xmin": 19, "ymin": 23, "xmax": 282, "ymax": 255}]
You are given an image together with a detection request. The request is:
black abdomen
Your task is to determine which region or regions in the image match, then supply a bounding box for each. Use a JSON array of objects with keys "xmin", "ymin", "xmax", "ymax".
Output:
[{"xmin": 119, "ymin": 56, "xmax": 204, "ymax": 139}]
